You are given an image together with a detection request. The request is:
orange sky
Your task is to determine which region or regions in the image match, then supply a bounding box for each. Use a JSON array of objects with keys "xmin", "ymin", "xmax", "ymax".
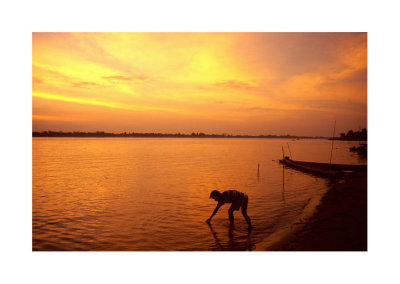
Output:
[{"xmin": 32, "ymin": 32, "xmax": 367, "ymax": 136}]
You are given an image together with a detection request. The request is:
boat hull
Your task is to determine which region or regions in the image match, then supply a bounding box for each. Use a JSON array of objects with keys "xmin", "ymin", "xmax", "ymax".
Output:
[{"xmin": 279, "ymin": 158, "xmax": 367, "ymax": 178}]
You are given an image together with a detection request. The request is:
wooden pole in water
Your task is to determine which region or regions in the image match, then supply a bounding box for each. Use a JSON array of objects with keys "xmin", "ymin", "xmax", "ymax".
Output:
[
  {"xmin": 329, "ymin": 120, "xmax": 336, "ymax": 164},
  {"xmin": 257, "ymin": 163, "xmax": 260, "ymax": 177},
  {"xmin": 282, "ymin": 146, "xmax": 285, "ymax": 191}
]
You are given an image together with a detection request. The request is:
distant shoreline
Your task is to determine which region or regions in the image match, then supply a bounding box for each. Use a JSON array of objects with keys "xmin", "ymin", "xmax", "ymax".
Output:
[{"xmin": 32, "ymin": 131, "xmax": 327, "ymax": 139}]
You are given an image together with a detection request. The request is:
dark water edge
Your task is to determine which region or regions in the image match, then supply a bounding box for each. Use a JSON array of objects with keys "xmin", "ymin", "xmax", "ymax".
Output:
[{"xmin": 260, "ymin": 170, "xmax": 367, "ymax": 251}]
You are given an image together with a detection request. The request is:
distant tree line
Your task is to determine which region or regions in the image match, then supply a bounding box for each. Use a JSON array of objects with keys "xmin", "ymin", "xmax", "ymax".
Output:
[
  {"xmin": 32, "ymin": 131, "xmax": 327, "ymax": 139},
  {"xmin": 335, "ymin": 128, "xmax": 367, "ymax": 141}
]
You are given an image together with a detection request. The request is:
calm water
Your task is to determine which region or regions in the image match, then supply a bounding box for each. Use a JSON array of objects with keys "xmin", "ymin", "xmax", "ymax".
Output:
[{"xmin": 32, "ymin": 138, "xmax": 366, "ymax": 251}]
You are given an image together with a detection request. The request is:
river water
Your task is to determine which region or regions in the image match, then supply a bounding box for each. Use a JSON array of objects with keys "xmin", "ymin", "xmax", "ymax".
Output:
[{"xmin": 32, "ymin": 138, "xmax": 366, "ymax": 251}]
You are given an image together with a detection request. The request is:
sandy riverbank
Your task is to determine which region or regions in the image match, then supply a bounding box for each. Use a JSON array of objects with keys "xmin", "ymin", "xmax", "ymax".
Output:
[{"xmin": 258, "ymin": 170, "xmax": 367, "ymax": 251}]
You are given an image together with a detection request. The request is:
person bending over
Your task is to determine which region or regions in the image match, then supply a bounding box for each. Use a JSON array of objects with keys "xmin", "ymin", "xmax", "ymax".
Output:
[{"xmin": 206, "ymin": 190, "xmax": 252, "ymax": 230}]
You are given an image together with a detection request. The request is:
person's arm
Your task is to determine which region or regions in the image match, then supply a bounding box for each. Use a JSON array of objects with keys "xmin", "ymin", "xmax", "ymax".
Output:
[{"xmin": 206, "ymin": 202, "xmax": 223, "ymax": 223}]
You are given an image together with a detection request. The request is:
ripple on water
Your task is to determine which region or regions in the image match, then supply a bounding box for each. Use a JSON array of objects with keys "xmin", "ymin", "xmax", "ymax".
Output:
[{"xmin": 33, "ymin": 138, "xmax": 362, "ymax": 250}]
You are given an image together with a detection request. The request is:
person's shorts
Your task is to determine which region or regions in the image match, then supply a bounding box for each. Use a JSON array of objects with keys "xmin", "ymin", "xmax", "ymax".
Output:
[{"xmin": 230, "ymin": 194, "xmax": 248, "ymax": 211}]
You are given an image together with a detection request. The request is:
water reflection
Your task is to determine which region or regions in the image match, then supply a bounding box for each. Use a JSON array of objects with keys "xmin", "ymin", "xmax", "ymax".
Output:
[{"xmin": 208, "ymin": 223, "xmax": 255, "ymax": 251}]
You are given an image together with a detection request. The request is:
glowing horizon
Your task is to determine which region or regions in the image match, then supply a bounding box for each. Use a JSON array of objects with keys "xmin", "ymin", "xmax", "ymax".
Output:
[{"xmin": 32, "ymin": 32, "xmax": 367, "ymax": 136}]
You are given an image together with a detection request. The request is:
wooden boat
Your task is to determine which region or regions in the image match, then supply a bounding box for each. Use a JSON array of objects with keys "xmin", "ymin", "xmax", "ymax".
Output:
[
  {"xmin": 279, "ymin": 157, "xmax": 367, "ymax": 178},
  {"xmin": 349, "ymin": 144, "xmax": 367, "ymax": 158}
]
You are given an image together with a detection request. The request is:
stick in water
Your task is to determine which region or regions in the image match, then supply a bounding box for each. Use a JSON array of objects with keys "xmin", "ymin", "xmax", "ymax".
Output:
[
  {"xmin": 282, "ymin": 146, "xmax": 285, "ymax": 192},
  {"xmin": 329, "ymin": 120, "xmax": 336, "ymax": 164}
]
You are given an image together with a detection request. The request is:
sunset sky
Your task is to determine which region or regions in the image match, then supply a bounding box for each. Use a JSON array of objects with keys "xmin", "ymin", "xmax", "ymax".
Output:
[{"xmin": 32, "ymin": 32, "xmax": 367, "ymax": 136}]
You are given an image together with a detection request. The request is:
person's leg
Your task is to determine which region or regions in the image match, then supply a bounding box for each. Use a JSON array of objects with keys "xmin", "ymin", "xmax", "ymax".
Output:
[
  {"xmin": 228, "ymin": 205, "xmax": 235, "ymax": 226},
  {"xmin": 241, "ymin": 197, "xmax": 252, "ymax": 230},
  {"xmin": 229, "ymin": 201, "xmax": 241, "ymax": 226}
]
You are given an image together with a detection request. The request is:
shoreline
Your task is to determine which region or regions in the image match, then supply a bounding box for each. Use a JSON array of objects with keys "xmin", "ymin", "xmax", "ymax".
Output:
[{"xmin": 258, "ymin": 170, "xmax": 367, "ymax": 251}]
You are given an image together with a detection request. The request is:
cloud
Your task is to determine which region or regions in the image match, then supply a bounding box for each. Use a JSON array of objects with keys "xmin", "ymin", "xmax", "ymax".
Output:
[
  {"xmin": 33, "ymin": 77, "xmax": 43, "ymax": 84},
  {"xmin": 315, "ymin": 67, "xmax": 367, "ymax": 99},
  {"xmin": 134, "ymin": 75, "xmax": 148, "ymax": 81},
  {"xmin": 102, "ymin": 75, "xmax": 148, "ymax": 81},
  {"xmin": 197, "ymin": 80, "xmax": 255, "ymax": 92},
  {"xmin": 241, "ymin": 106, "xmax": 279, "ymax": 113},
  {"xmin": 214, "ymin": 80, "xmax": 253, "ymax": 90},
  {"xmin": 102, "ymin": 75, "xmax": 132, "ymax": 81},
  {"xmin": 301, "ymin": 99, "xmax": 367, "ymax": 114},
  {"xmin": 72, "ymin": 81, "xmax": 100, "ymax": 88},
  {"xmin": 340, "ymin": 67, "xmax": 367, "ymax": 84}
]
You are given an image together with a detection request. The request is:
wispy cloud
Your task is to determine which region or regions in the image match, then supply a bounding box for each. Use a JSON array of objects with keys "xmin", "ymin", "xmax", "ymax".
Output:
[
  {"xmin": 102, "ymin": 75, "xmax": 132, "ymax": 81},
  {"xmin": 72, "ymin": 81, "xmax": 100, "ymax": 88},
  {"xmin": 33, "ymin": 77, "xmax": 43, "ymax": 84},
  {"xmin": 102, "ymin": 75, "xmax": 148, "ymax": 81},
  {"xmin": 214, "ymin": 80, "xmax": 254, "ymax": 90}
]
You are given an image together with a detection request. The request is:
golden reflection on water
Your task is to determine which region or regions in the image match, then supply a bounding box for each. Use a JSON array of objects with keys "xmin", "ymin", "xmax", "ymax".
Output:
[{"xmin": 33, "ymin": 138, "xmax": 364, "ymax": 250}]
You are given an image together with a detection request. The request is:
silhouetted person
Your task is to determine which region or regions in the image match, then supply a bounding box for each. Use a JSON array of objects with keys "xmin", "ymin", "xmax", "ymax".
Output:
[{"xmin": 206, "ymin": 190, "xmax": 252, "ymax": 230}]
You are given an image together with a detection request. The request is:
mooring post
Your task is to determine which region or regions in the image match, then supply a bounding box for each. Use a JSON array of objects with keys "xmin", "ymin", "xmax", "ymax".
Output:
[
  {"xmin": 282, "ymin": 146, "xmax": 285, "ymax": 192},
  {"xmin": 329, "ymin": 120, "xmax": 336, "ymax": 164}
]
